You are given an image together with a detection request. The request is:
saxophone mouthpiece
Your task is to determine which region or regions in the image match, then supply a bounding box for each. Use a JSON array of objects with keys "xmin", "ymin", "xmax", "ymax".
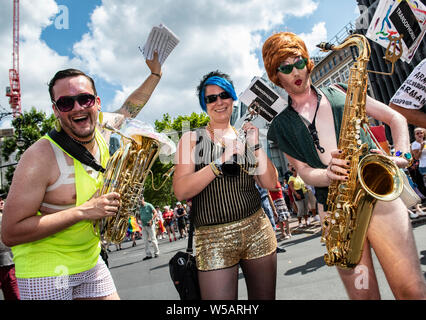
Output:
[{"xmin": 317, "ymin": 42, "xmax": 334, "ymax": 51}]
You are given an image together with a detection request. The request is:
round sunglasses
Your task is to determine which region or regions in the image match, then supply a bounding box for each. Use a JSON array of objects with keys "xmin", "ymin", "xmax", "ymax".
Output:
[
  {"xmin": 277, "ymin": 58, "xmax": 308, "ymax": 74},
  {"xmin": 52, "ymin": 93, "xmax": 96, "ymax": 112}
]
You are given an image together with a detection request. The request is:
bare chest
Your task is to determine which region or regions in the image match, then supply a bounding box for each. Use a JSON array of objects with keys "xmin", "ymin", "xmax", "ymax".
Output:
[{"xmin": 298, "ymin": 97, "xmax": 338, "ymax": 166}]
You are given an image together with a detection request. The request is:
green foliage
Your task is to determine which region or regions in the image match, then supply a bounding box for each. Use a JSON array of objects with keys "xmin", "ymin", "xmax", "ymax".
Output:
[
  {"xmin": 0, "ymin": 108, "xmax": 55, "ymax": 193},
  {"xmin": 143, "ymin": 112, "xmax": 209, "ymax": 207}
]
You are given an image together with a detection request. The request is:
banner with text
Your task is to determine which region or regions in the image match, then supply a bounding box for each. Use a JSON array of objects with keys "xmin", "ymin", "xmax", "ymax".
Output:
[{"xmin": 366, "ymin": 0, "xmax": 426, "ymax": 63}]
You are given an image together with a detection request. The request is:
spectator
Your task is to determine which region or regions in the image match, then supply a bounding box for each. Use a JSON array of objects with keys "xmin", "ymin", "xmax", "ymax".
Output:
[
  {"xmin": 411, "ymin": 127, "xmax": 426, "ymax": 191},
  {"xmin": 288, "ymin": 164, "xmax": 310, "ymax": 228},
  {"xmin": 389, "ymin": 58, "xmax": 426, "ymax": 127},
  {"xmin": 128, "ymin": 215, "xmax": 141, "ymax": 247},
  {"xmin": 174, "ymin": 202, "xmax": 188, "ymax": 239},
  {"xmin": 137, "ymin": 197, "xmax": 160, "ymax": 260},
  {"xmin": 162, "ymin": 206, "xmax": 177, "ymax": 242},
  {"xmin": 305, "ymin": 184, "xmax": 320, "ymax": 223},
  {"xmin": 0, "ymin": 198, "xmax": 20, "ymax": 300},
  {"xmin": 255, "ymin": 184, "xmax": 278, "ymax": 230},
  {"xmin": 154, "ymin": 206, "xmax": 166, "ymax": 240},
  {"xmin": 269, "ymin": 181, "xmax": 292, "ymax": 240}
]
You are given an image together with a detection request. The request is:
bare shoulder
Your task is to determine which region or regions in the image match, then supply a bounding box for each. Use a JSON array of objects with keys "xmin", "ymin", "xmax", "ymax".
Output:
[
  {"xmin": 9, "ymin": 139, "xmax": 57, "ymax": 198},
  {"xmin": 174, "ymin": 131, "xmax": 197, "ymax": 166},
  {"xmin": 17, "ymin": 139, "xmax": 56, "ymax": 180},
  {"xmin": 177, "ymin": 131, "xmax": 198, "ymax": 151}
]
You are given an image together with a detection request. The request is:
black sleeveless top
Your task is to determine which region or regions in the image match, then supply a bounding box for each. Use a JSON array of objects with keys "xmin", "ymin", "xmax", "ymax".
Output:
[{"xmin": 191, "ymin": 127, "xmax": 261, "ymax": 227}]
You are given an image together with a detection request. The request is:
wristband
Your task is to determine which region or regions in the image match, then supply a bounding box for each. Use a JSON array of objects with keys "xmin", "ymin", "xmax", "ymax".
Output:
[
  {"xmin": 251, "ymin": 143, "xmax": 261, "ymax": 151},
  {"xmin": 151, "ymin": 73, "xmax": 161, "ymax": 78},
  {"xmin": 210, "ymin": 161, "xmax": 222, "ymax": 177}
]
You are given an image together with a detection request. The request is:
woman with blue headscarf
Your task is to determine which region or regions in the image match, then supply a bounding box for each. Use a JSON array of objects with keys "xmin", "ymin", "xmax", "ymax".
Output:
[{"xmin": 173, "ymin": 71, "xmax": 278, "ymax": 299}]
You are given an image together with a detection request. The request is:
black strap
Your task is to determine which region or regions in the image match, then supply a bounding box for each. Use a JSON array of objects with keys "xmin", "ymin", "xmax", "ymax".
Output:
[
  {"xmin": 186, "ymin": 213, "xmax": 195, "ymax": 254},
  {"xmin": 289, "ymin": 86, "xmax": 325, "ymax": 153},
  {"xmin": 48, "ymin": 129, "xmax": 106, "ymax": 173}
]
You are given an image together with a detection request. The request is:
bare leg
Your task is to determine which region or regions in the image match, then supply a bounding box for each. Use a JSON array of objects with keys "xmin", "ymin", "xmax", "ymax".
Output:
[
  {"xmin": 319, "ymin": 206, "xmax": 381, "ymax": 299},
  {"xmin": 336, "ymin": 239, "xmax": 381, "ymax": 299},
  {"xmin": 240, "ymin": 252, "xmax": 277, "ymax": 300},
  {"xmin": 319, "ymin": 199, "xmax": 426, "ymax": 300},
  {"xmin": 367, "ymin": 199, "xmax": 426, "ymax": 299},
  {"xmin": 198, "ymin": 265, "xmax": 239, "ymax": 300}
]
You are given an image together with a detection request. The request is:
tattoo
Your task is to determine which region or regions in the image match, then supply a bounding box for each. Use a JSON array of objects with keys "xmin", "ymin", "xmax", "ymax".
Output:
[{"xmin": 121, "ymin": 100, "xmax": 147, "ymax": 119}]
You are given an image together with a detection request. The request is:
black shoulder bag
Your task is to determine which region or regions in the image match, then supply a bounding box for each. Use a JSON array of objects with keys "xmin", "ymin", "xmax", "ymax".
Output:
[{"xmin": 168, "ymin": 215, "xmax": 201, "ymax": 300}]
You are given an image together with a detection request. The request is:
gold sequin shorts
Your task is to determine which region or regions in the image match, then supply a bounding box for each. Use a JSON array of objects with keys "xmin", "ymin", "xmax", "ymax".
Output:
[{"xmin": 195, "ymin": 208, "xmax": 277, "ymax": 271}]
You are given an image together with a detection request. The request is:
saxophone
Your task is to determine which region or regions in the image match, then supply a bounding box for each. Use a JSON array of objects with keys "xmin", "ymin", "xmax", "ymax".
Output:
[{"xmin": 317, "ymin": 34, "xmax": 403, "ymax": 269}]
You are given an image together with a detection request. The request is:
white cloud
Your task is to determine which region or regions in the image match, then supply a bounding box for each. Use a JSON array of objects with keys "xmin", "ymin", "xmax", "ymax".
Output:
[
  {"xmin": 298, "ymin": 22, "xmax": 328, "ymax": 56},
  {"xmin": 0, "ymin": 0, "xmax": 322, "ymax": 128},
  {"xmin": 72, "ymin": 0, "xmax": 320, "ymax": 124}
]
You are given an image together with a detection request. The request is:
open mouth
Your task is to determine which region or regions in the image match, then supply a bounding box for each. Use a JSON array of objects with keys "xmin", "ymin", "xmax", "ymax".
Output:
[
  {"xmin": 72, "ymin": 114, "xmax": 90, "ymax": 124},
  {"xmin": 295, "ymin": 79, "xmax": 302, "ymax": 86},
  {"xmin": 214, "ymin": 107, "xmax": 228, "ymax": 113}
]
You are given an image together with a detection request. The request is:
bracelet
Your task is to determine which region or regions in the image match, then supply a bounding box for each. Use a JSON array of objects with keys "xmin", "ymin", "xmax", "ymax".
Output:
[
  {"xmin": 210, "ymin": 162, "xmax": 222, "ymax": 177},
  {"xmin": 151, "ymin": 72, "xmax": 161, "ymax": 78},
  {"xmin": 394, "ymin": 150, "xmax": 414, "ymax": 167},
  {"xmin": 249, "ymin": 143, "xmax": 261, "ymax": 151}
]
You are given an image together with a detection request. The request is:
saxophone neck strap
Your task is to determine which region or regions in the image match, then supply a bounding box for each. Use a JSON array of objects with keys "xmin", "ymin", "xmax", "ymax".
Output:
[
  {"xmin": 48, "ymin": 129, "xmax": 106, "ymax": 173},
  {"xmin": 289, "ymin": 86, "xmax": 325, "ymax": 153}
]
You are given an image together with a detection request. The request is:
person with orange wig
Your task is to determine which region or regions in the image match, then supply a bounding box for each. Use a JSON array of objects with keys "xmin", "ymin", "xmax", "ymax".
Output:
[{"xmin": 262, "ymin": 31, "xmax": 426, "ymax": 299}]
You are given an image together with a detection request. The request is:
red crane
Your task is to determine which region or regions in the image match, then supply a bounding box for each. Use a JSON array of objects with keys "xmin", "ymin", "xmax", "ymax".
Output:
[{"xmin": 5, "ymin": 0, "xmax": 21, "ymax": 117}]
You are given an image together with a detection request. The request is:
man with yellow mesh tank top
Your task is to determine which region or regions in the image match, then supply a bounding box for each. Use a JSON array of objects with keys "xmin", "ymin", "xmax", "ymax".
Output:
[{"xmin": 1, "ymin": 53, "xmax": 163, "ymax": 300}]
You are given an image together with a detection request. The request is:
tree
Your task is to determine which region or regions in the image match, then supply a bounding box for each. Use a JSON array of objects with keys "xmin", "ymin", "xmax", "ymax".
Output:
[
  {"xmin": 1, "ymin": 108, "xmax": 55, "ymax": 193},
  {"xmin": 142, "ymin": 112, "xmax": 209, "ymax": 208}
]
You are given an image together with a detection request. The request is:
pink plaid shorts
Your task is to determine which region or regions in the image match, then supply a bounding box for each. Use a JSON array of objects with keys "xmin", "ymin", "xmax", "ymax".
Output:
[{"xmin": 17, "ymin": 256, "xmax": 117, "ymax": 300}]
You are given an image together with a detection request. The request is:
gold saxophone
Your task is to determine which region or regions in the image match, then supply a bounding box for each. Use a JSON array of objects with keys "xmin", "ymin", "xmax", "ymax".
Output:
[
  {"xmin": 317, "ymin": 34, "xmax": 403, "ymax": 269},
  {"xmin": 96, "ymin": 120, "xmax": 174, "ymax": 244}
]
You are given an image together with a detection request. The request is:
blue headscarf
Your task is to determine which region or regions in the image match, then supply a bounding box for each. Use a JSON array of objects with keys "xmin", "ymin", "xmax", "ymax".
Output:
[{"xmin": 199, "ymin": 76, "xmax": 238, "ymax": 112}]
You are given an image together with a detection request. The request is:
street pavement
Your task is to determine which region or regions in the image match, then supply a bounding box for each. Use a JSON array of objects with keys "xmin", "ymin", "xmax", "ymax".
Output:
[
  {"xmin": 107, "ymin": 216, "xmax": 426, "ymax": 300},
  {"xmin": 1, "ymin": 216, "xmax": 425, "ymax": 301}
]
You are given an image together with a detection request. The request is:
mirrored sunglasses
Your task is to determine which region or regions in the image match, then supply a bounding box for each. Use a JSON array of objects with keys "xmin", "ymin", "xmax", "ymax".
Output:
[
  {"xmin": 277, "ymin": 58, "xmax": 308, "ymax": 74},
  {"xmin": 204, "ymin": 91, "xmax": 232, "ymax": 104},
  {"xmin": 53, "ymin": 93, "xmax": 96, "ymax": 112}
]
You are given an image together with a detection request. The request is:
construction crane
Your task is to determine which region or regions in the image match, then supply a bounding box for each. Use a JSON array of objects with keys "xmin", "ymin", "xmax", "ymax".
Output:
[{"xmin": 5, "ymin": 0, "xmax": 21, "ymax": 118}]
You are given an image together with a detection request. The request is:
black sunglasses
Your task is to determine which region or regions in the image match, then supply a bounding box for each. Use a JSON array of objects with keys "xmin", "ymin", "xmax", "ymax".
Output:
[
  {"xmin": 53, "ymin": 93, "xmax": 96, "ymax": 112},
  {"xmin": 277, "ymin": 58, "xmax": 308, "ymax": 74},
  {"xmin": 204, "ymin": 91, "xmax": 232, "ymax": 104}
]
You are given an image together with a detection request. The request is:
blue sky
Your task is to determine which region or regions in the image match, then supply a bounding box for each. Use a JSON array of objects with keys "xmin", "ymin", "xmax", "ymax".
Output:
[{"xmin": 0, "ymin": 0, "xmax": 361, "ymax": 126}]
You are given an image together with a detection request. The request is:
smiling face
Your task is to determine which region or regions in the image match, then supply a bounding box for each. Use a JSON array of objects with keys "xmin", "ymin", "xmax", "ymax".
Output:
[
  {"xmin": 51, "ymin": 75, "xmax": 100, "ymax": 141},
  {"xmin": 204, "ymin": 85, "xmax": 233, "ymax": 125},
  {"xmin": 276, "ymin": 56, "xmax": 311, "ymax": 96}
]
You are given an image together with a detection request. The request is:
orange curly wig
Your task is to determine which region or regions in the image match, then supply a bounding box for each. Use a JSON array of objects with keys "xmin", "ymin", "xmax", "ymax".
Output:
[{"xmin": 262, "ymin": 32, "xmax": 314, "ymax": 87}]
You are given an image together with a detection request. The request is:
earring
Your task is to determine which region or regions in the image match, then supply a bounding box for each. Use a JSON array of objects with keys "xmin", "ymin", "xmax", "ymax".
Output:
[
  {"xmin": 54, "ymin": 118, "xmax": 61, "ymax": 132},
  {"xmin": 98, "ymin": 111, "xmax": 103, "ymax": 125}
]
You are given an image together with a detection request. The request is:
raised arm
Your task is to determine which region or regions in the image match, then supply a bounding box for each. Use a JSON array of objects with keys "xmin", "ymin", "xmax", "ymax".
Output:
[{"xmin": 114, "ymin": 51, "xmax": 162, "ymax": 119}]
